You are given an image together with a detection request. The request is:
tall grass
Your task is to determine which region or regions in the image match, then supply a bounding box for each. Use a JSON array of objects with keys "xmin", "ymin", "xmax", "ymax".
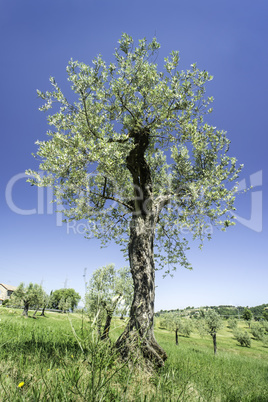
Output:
[{"xmin": 0, "ymin": 308, "xmax": 267, "ymax": 401}]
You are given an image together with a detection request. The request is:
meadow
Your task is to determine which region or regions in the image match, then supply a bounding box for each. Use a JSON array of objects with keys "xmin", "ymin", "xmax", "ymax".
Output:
[{"xmin": 0, "ymin": 307, "xmax": 267, "ymax": 401}]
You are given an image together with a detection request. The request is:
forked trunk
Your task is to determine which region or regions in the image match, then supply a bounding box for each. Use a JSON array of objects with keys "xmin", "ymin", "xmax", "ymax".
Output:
[{"xmin": 116, "ymin": 216, "xmax": 167, "ymax": 367}]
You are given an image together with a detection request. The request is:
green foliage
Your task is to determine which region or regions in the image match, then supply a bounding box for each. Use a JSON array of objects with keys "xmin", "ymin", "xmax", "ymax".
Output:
[
  {"xmin": 248, "ymin": 303, "xmax": 268, "ymax": 319},
  {"xmin": 233, "ymin": 330, "xmax": 252, "ymax": 347},
  {"xmin": 228, "ymin": 317, "xmax": 238, "ymax": 330},
  {"xmin": 85, "ymin": 264, "xmax": 133, "ymax": 334},
  {"xmin": 263, "ymin": 308, "xmax": 268, "ymax": 321},
  {"xmin": 251, "ymin": 322, "xmax": 266, "ymax": 341},
  {"xmin": 27, "ymin": 34, "xmax": 243, "ymax": 273},
  {"xmin": 242, "ymin": 308, "xmax": 253, "ymax": 323},
  {"xmin": 204, "ymin": 310, "xmax": 224, "ymax": 335},
  {"xmin": 49, "ymin": 288, "xmax": 81, "ymax": 311},
  {"xmin": 10, "ymin": 282, "xmax": 45, "ymax": 315}
]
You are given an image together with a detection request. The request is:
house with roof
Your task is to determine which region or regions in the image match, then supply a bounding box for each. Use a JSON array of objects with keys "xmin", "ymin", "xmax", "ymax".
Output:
[{"xmin": 0, "ymin": 283, "xmax": 17, "ymax": 304}]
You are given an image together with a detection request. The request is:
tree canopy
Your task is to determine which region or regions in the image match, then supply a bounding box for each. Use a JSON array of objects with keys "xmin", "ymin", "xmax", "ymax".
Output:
[
  {"xmin": 50, "ymin": 288, "xmax": 81, "ymax": 311},
  {"xmin": 27, "ymin": 33, "xmax": 242, "ymax": 273}
]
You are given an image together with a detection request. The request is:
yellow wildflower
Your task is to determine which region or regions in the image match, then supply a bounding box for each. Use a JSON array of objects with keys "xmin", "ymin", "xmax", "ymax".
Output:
[{"xmin": 18, "ymin": 382, "xmax": 24, "ymax": 388}]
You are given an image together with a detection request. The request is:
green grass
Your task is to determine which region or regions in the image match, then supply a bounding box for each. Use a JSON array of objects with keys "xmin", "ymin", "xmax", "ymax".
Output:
[{"xmin": 0, "ymin": 307, "xmax": 267, "ymax": 401}]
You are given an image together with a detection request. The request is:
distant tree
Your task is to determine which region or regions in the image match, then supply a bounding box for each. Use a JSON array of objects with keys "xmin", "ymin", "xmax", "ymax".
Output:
[
  {"xmin": 85, "ymin": 264, "xmax": 133, "ymax": 340},
  {"xmin": 40, "ymin": 292, "xmax": 51, "ymax": 316},
  {"xmin": 159, "ymin": 312, "xmax": 193, "ymax": 345},
  {"xmin": 114, "ymin": 267, "xmax": 134, "ymax": 320},
  {"xmin": 228, "ymin": 318, "xmax": 238, "ymax": 330},
  {"xmin": 197, "ymin": 310, "xmax": 223, "ymax": 355},
  {"xmin": 32, "ymin": 288, "xmax": 49, "ymax": 318},
  {"xmin": 10, "ymin": 283, "xmax": 44, "ymax": 317},
  {"xmin": 242, "ymin": 308, "xmax": 253, "ymax": 328},
  {"xmin": 166, "ymin": 313, "xmax": 182, "ymax": 345},
  {"xmin": 251, "ymin": 322, "xmax": 266, "ymax": 341},
  {"xmin": 50, "ymin": 288, "xmax": 81, "ymax": 312}
]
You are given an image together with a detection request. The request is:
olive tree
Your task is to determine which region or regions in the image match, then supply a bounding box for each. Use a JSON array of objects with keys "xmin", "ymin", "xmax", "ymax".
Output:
[
  {"xmin": 27, "ymin": 34, "xmax": 242, "ymax": 366},
  {"xmin": 85, "ymin": 264, "xmax": 133, "ymax": 340},
  {"xmin": 10, "ymin": 282, "xmax": 44, "ymax": 317},
  {"xmin": 197, "ymin": 310, "xmax": 223, "ymax": 355}
]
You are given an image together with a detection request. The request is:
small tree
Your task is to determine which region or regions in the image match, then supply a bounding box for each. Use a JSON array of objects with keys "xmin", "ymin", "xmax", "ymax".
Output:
[
  {"xmin": 10, "ymin": 283, "xmax": 44, "ymax": 317},
  {"xmin": 33, "ymin": 288, "xmax": 48, "ymax": 318},
  {"xmin": 197, "ymin": 310, "xmax": 223, "ymax": 355},
  {"xmin": 160, "ymin": 313, "xmax": 193, "ymax": 345},
  {"xmin": 85, "ymin": 264, "xmax": 133, "ymax": 340},
  {"xmin": 233, "ymin": 330, "xmax": 251, "ymax": 347},
  {"xmin": 242, "ymin": 308, "xmax": 253, "ymax": 328},
  {"xmin": 166, "ymin": 313, "xmax": 182, "ymax": 345},
  {"xmin": 40, "ymin": 292, "xmax": 51, "ymax": 316},
  {"xmin": 228, "ymin": 317, "xmax": 238, "ymax": 330},
  {"xmin": 114, "ymin": 266, "xmax": 134, "ymax": 319},
  {"xmin": 251, "ymin": 322, "xmax": 266, "ymax": 341}
]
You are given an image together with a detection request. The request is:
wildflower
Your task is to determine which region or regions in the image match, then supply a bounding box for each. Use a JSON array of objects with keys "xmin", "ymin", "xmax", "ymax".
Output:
[{"xmin": 18, "ymin": 382, "xmax": 24, "ymax": 388}]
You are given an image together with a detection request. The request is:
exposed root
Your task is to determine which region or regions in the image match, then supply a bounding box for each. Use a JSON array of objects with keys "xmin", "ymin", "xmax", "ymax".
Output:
[{"xmin": 116, "ymin": 328, "xmax": 167, "ymax": 370}]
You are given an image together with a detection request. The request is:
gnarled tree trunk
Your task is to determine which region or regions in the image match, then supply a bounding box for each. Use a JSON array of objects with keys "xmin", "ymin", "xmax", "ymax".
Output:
[
  {"xmin": 116, "ymin": 127, "xmax": 167, "ymax": 367},
  {"xmin": 116, "ymin": 215, "xmax": 167, "ymax": 367}
]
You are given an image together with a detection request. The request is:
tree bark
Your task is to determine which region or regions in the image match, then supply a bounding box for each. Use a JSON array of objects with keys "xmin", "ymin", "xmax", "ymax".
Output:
[
  {"xmin": 116, "ymin": 215, "xmax": 167, "ymax": 367},
  {"xmin": 33, "ymin": 306, "xmax": 39, "ymax": 318},
  {"xmin": 212, "ymin": 332, "xmax": 217, "ymax": 355},
  {"xmin": 40, "ymin": 306, "xmax": 46, "ymax": 316},
  {"xmin": 175, "ymin": 329, "xmax": 178, "ymax": 345},
  {"xmin": 22, "ymin": 301, "xmax": 29, "ymax": 317},
  {"xmin": 116, "ymin": 127, "xmax": 167, "ymax": 367}
]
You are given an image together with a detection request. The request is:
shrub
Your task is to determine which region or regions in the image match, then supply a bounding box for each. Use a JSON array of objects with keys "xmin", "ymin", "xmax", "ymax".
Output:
[
  {"xmin": 233, "ymin": 330, "xmax": 251, "ymax": 347},
  {"xmin": 228, "ymin": 318, "xmax": 238, "ymax": 330},
  {"xmin": 251, "ymin": 322, "xmax": 265, "ymax": 341}
]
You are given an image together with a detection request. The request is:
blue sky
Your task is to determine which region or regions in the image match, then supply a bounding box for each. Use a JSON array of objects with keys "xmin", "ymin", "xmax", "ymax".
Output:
[{"xmin": 0, "ymin": 0, "xmax": 267, "ymax": 311}]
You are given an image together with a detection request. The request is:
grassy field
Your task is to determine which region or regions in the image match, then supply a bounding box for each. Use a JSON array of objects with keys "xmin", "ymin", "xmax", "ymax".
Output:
[{"xmin": 0, "ymin": 307, "xmax": 267, "ymax": 401}]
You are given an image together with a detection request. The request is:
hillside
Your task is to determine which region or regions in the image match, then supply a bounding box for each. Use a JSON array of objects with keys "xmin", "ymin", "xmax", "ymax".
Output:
[{"xmin": 156, "ymin": 303, "xmax": 268, "ymax": 319}]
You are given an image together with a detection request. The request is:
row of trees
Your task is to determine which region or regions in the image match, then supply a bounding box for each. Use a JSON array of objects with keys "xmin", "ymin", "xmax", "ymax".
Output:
[
  {"xmin": 160, "ymin": 309, "xmax": 268, "ymax": 353},
  {"xmin": 4, "ymin": 264, "xmax": 133, "ymax": 332},
  {"xmin": 160, "ymin": 310, "xmax": 223, "ymax": 354},
  {"xmin": 157, "ymin": 305, "xmax": 268, "ymax": 321},
  {"xmin": 6, "ymin": 283, "xmax": 81, "ymax": 317}
]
